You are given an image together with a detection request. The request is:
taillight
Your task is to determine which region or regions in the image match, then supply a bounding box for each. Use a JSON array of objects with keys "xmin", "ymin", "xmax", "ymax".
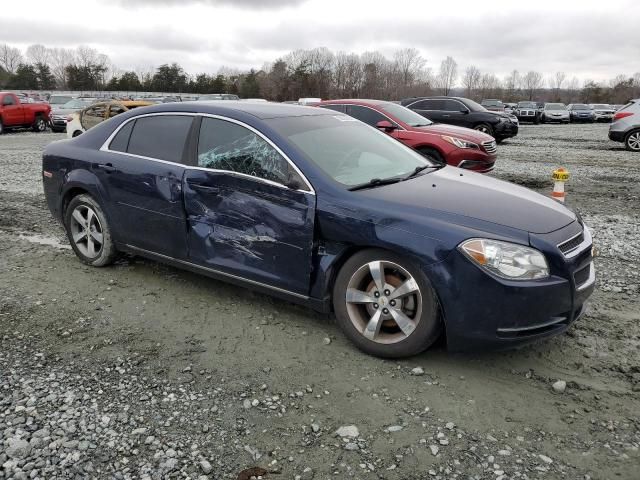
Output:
[
  {"xmin": 613, "ymin": 111, "xmax": 633, "ymax": 121},
  {"xmin": 66, "ymin": 115, "xmax": 73, "ymax": 123}
]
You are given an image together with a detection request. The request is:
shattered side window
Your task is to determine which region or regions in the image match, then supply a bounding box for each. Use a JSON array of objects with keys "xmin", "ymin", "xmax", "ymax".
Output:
[{"xmin": 198, "ymin": 117, "xmax": 289, "ymax": 185}]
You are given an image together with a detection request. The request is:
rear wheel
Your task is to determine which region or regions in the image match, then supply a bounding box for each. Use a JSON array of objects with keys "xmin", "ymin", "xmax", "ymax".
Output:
[
  {"xmin": 72, "ymin": 130, "xmax": 83, "ymax": 137},
  {"xmin": 625, "ymin": 130, "xmax": 640, "ymax": 152},
  {"xmin": 64, "ymin": 194, "xmax": 117, "ymax": 267},
  {"xmin": 0, "ymin": 118, "xmax": 3, "ymax": 134},
  {"xmin": 473, "ymin": 123, "xmax": 494, "ymax": 136},
  {"xmin": 32, "ymin": 115, "xmax": 47, "ymax": 132},
  {"xmin": 333, "ymin": 249, "xmax": 441, "ymax": 358}
]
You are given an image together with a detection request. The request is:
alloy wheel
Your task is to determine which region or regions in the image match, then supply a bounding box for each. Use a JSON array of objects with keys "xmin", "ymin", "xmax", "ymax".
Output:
[
  {"xmin": 627, "ymin": 132, "xmax": 640, "ymax": 151},
  {"xmin": 69, "ymin": 205, "xmax": 104, "ymax": 258},
  {"xmin": 35, "ymin": 118, "xmax": 46, "ymax": 131},
  {"xmin": 345, "ymin": 260, "xmax": 422, "ymax": 344}
]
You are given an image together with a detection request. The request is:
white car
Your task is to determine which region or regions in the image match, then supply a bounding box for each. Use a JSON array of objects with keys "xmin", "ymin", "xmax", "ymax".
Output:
[
  {"xmin": 590, "ymin": 104, "xmax": 615, "ymax": 122},
  {"xmin": 541, "ymin": 103, "xmax": 570, "ymax": 124}
]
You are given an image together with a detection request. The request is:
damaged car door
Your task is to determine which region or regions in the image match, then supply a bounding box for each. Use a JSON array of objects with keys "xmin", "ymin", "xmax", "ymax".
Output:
[{"xmin": 183, "ymin": 116, "xmax": 316, "ymax": 295}]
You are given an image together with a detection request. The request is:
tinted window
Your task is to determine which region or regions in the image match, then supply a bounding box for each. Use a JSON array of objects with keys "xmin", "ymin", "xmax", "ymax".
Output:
[
  {"xmin": 198, "ymin": 117, "xmax": 291, "ymax": 185},
  {"xmin": 320, "ymin": 104, "xmax": 346, "ymax": 113},
  {"xmin": 410, "ymin": 99, "xmax": 444, "ymax": 110},
  {"xmin": 346, "ymin": 105, "xmax": 387, "ymax": 127},
  {"xmin": 127, "ymin": 115, "xmax": 193, "ymax": 162},
  {"xmin": 109, "ymin": 120, "xmax": 135, "ymax": 152},
  {"xmin": 443, "ymin": 99, "xmax": 467, "ymax": 111}
]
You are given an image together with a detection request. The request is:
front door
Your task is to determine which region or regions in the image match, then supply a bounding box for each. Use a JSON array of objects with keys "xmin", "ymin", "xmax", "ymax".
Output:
[
  {"xmin": 96, "ymin": 114, "xmax": 194, "ymax": 258},
  {"xmin": 2, "ymin": 95, "xmax": 25, "ymax": 125},
  {"xmin": 183, "ymin": 116, "xmax": 316, "ymax": 295}
]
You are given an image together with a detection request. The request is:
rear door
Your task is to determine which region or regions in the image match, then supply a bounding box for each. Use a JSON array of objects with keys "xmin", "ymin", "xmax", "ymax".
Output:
[
  {"xmin": 440, "ymin": 99, "xmax": 471, "ymax": 127},
  {"xmin": 97, "ymin": 113, "xmax": 194, "ymax": 258},
  {"xmin": 183, "ymin": 116, "xmax": 316, "ymax": 295}
]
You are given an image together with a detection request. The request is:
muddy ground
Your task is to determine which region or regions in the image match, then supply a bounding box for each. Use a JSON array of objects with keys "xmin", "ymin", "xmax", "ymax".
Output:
[{"xmin": 0, "ymin": 124, "xmax": 638, "ymax": 480}]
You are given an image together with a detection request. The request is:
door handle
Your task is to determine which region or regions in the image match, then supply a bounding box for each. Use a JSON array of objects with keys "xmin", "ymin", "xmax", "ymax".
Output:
[
  {"xmin": 442, "ymin": 114, "xmax": 451, "ymax": 117},
  {"xmin": 97, "ymin": 163, "xmax": 116, "ymax": 173},
  {"xmin": 188, "ymin": 182, "xmax": 220, "ymax": 194}
]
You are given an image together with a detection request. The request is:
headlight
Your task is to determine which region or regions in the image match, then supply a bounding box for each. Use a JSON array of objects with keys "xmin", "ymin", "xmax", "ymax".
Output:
[
  {"xmin": 441, "ymin": 136, "xmax": 479, "ymax": 149},
  {"xmin": 459, "ymin": 238, "xmax": 549, "ymax": 280}
]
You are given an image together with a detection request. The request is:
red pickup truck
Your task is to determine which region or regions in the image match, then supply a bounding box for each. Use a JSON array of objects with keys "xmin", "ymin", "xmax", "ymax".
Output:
[{"xmin": 0, "ymin": 92, "xmax": 51, "ymax": 134}]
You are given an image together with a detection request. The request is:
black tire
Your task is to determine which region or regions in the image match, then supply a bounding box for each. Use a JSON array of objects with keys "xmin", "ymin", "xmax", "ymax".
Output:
[
  {"xmin": 473, "ymin": 123, "xmax": 494, "ymax": 137},
  {"xmin": 32, "ymin": 115, "xmax": 47, "ymax": 132},
  {"xmin": 64, "ymin": 194, "xmax": 117, "ymax": 267},
  {"xmin": 624, "ymin": 129, "xmax": 640, "ymax": 152},
  {"xmin": 539, "ymin": 115, "xmax": 546, "ymax": 124},
  {"xmin": 417, "ymin": 147, "xmax": 445, "ymax": 166},
  {"xmin": 534, "ymin": 117, "xmax": 540, "ymax": 125},
  {"xmin": 0, "ymin": 118, "xmax": 3, "ymax": 135},
  {"xmin": 332, "ymin": 248, "xmax": 441, "ymax": 358},
  {"xmin": 72, "ymin": 130, "xmax": 83, "ymax": 137}
]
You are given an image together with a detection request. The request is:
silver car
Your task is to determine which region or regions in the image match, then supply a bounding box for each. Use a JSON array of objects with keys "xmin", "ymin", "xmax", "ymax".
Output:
[
  {"xmin": 590, "ymin": 104, "xmax": 615, "ymax": 122},
  {"xmin": 608, "ymin": 99, "xmax": 640, "ymax": 152},
  {"xmin": 541, "ymin": 103, "xmax": 570, "ymax": 124}
]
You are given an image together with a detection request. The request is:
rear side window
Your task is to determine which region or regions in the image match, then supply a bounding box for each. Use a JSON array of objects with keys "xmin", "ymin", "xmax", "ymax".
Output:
[
  {"xmin": 410, "ymin": 99, "xmax": 443, "ymax": 110},
  {"xmin": 346, "ymin": 105, "xmax": 387, "ymax": 127},
  {"xmin": 2, "ymin": 95, "xmax": 16, "ymax": 106},
  {"xmin": 109, "ymin": 121, "xmax": 134, "ymax": 152},
  {"xmin": 127, "ymin": 115, "xmax": 193, "ymax": 162}
]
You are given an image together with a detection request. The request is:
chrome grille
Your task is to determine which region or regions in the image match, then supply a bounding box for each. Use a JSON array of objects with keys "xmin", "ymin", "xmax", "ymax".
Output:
[
  {"xmin": 482, "ymin": 141, "xmax": 497, "ymax": 154},
  {"xmin": 558, "ymin": 231, "xmax": 584, "ymax": 255}
]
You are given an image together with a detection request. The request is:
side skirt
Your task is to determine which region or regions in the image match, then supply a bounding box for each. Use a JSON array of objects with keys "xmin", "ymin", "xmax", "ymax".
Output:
[{"xmin": 117, "ymin": 243, "xmax": 331, "ymax": 313}]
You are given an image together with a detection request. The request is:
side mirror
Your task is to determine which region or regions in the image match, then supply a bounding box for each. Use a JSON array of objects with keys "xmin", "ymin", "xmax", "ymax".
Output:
[
  {"xmin": 376, "ymin": 120, "xmax": 397, "ymax": 132},
  {"xmin": 460, "ymin": 109, "xmax": 470, "ymax": 114}
]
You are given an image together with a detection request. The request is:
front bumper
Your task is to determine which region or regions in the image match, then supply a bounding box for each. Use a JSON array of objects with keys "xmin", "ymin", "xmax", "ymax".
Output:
[
  {"xmin": 494, "ymin": 121, "xmax": 518, "ymax": 139},
  {"xmin": 594, "ymin": 112, "xmax": 614, "ymax": 121},
  {"xmin": 426, "ymin": 222, "xmax": 594, "ymax": 351}
]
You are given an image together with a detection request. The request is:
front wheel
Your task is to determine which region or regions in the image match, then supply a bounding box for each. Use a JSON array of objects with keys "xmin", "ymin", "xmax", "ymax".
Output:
[
  {"xmin": 625, "ymin": 130, "xmax": 640, "ymax": 152},
  {"xmin": 333, "ymin": 249, "xmax": 441, "ymax": 358},
  {"xmin": 64, "ymin": 194, "xmax": 117, "ymax": 266},
  {"xmin": 32, "ymin": 115, "xmax": 47, "ymax": 132},
  {"xmin": 473, "ymin": 123, "xmax": 494, "ymax": 136}
]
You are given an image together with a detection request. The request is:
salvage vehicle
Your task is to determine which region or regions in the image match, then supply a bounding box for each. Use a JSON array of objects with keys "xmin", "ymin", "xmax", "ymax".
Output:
[
  {"xmin": 50, "ymin": 98, "xmax": 97, "ymax": 133},
  {"xmin": 318, "ymin": 99, "xmax": 497, "ymax": 172},
  {"xmin": 0, "ymin": 92, "xmax": 51, "ymax": 134},
  {"xmin": 590, "ymin": 104, "xmax": 615, "ymax": 122},
  {"xmin": 608, "ymin": 99, "xmax": 640, "ymax": 151},
  {"xmin": 401, "ymin": 96, "xmax": 518, "ymax": 143},
  {"xmin": 66, "ymin": 100, "xmax": 155, "ymax": 138},
  {"xmin": 43, "ymin": 102, "xmax": 595, "ymax": 358},
  {"xmin": 567, "ymin": 104, "xmax": 595, "ymax": 123},
  {"xmin": 540, "ymin": 103, "xmax": 570, "ymax": 124},
  {"xmin": 514, "ymin": 101, "xmax": 541, "ymax": 124}
]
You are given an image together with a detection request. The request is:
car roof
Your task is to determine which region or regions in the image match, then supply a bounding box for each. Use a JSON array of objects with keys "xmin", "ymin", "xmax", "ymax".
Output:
[
  {"xmin": 321, "ymin": 99, "xmax": 393, "ymax": 107},
  {"xmin": 141, "ymin": 100, "xmax": 336, "ymax": 119}
]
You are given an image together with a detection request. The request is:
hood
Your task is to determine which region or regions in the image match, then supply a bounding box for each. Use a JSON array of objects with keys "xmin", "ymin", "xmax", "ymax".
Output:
[
  {"xmin": 415, "ymin": 123, "xmax": 494, "ymax": 143},
  {"xmin": 51, "ymin": 107, "xmax": 81, "ymax": 116},
  {"xmin": 545, "ymin": 109, "xmax": 569, "ymax": 114},
  {"xmin": 355, "ymin": 167, "xmax": 576, "ymax": 235}
]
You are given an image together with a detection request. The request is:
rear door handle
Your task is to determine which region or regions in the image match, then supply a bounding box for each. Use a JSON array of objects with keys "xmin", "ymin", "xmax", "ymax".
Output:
[
  {"xmin": 97, "ymin": 163, "xmax": 116, "ymax": 173},
  {"xmin": 188, "ymin": 182, "xmax": 219, "ymax": 194}
]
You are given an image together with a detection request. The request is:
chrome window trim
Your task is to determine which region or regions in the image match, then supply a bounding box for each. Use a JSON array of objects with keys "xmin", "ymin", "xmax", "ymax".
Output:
[
  {"xmin": 99, "ymin": 111, "xmax": 315, "ymax": 195},
  {"xmin": 323, "ymin": 103, "xmax": 406, "ymax": 131}
]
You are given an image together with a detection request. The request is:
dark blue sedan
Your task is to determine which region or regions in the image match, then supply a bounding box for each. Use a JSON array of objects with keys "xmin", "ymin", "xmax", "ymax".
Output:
[{"xmin": 42, "ymin": 102, "xmax": 595, "ymax": 357}]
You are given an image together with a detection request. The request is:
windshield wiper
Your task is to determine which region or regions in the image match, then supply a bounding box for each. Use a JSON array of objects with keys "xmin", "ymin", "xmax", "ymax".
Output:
[
  {"xmin": 348, "ymin": 177, "xmax": 403, "ymax": 191},
  {"xmin": 403, "ymin": 164, "xmax": 442, "ymax": 180}
]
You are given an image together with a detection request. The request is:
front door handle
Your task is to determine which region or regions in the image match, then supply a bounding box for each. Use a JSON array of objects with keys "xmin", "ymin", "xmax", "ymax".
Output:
[
  {"xmin": 97, "ymin": 163, "xmax": 116, "ymax": 173},
  {"xmin": 188, "ymin": 182, "xmax": 220, "ymax": 194}
]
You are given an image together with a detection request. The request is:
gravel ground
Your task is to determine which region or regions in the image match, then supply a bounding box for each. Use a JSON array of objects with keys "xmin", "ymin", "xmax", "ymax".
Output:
[{"xmin": 0, "ymin": 124, "xmax": 638, "ymax": 480}]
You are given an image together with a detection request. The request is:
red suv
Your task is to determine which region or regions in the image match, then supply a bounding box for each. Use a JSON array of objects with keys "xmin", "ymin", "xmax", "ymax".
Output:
[{"xmin": 317, "ymin": 99, "xmax": 497, "ymax": 173}]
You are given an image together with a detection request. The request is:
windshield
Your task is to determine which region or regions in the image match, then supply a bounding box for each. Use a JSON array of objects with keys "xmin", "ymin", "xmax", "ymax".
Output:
[
  {"xmin": 268, "ymin": 114, "xmax": 431, "ymax": 187},
  {"xmin": 592, "ymin": 104, "xmax": 610, "ymax": 109},
  {"xmin": 571, "ymin": 104, "xmax": 590, "ymax": 110},
  {"xmin": 62, "ymin": 99, "xmax": 94, "ymax": 109},
  {"xmin": 379, "ymin": 103, "xmax": 433, "ymax": 127},
  {"xmin": 545, "ymin": 103, "xmax": 566, "ymax": 110},
  {"xmin": 462, "ymin": 98, "xmax": 487, "ymax": 112},
  {"xmin": 49, "ymin": 95, "xmax": 73, "ymax": 105}
]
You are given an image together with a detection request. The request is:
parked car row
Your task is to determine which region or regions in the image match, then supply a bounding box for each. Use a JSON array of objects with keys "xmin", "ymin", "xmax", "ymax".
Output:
[{"xmin": 42, "ymin": 101, "xmax": 596, "ymax": 358}]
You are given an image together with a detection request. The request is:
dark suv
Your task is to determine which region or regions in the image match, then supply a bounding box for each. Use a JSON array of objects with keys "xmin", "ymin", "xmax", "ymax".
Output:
[{"xmin": 401, "ymin": 96, "xmax": 518, "ymax": 143}]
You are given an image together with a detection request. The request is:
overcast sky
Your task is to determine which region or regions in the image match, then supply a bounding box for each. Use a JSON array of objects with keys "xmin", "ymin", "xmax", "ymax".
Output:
[{"xmin": 3, "ymin": 0, "xmax": 638, "ymax": 82}]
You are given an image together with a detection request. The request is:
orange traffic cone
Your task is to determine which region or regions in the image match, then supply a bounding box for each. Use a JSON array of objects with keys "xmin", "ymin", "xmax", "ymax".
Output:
[{"xmin": 551, "ymin": 168, "xmax": 570, "ymax": 203}]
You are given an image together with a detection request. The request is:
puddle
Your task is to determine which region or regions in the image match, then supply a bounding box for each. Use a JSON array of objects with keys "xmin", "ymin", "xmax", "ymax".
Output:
[{"xmin": 18, "ymin": 233, "xmax": 71, "ymax": 250}]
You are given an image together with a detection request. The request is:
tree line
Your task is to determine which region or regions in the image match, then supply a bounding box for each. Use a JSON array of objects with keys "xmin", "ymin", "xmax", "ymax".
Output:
[{"xmin": 1, "ymin": 43, "xmax": 639, "ymax": 104}]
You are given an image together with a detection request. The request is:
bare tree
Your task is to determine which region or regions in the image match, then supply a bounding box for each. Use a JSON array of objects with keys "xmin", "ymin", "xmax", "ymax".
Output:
[
  {"xmin": 522, "ymin": 71, "xmax": 544, "ymax": 100},
  {"xmin": 548, "ymin": 71, "xmax": 566, "ymax": 100},
  {"xmin": 479, "ymin": 73, "xmax": 502, "ymax": 99},
  {"xmin": 462, "ymin": 65, "xmax": 481, "ymax": 99},
  {"xmin": 26, "ymin": 44, "xmax": 50, "ymax": 65},
  {"xmin": 436, "ymin": 56, "xmax": 458, "ymax": 95},
  {"xmin": 0, "ymin": 44, "xmax": 24, "ymax": 73},
  {"xmin": 393, "ymin": 48, "xmax": 426, "ymax": 95},
  {"xmin": 49, "ymin": 47, "xmax": 75, "ymax": 87}
]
